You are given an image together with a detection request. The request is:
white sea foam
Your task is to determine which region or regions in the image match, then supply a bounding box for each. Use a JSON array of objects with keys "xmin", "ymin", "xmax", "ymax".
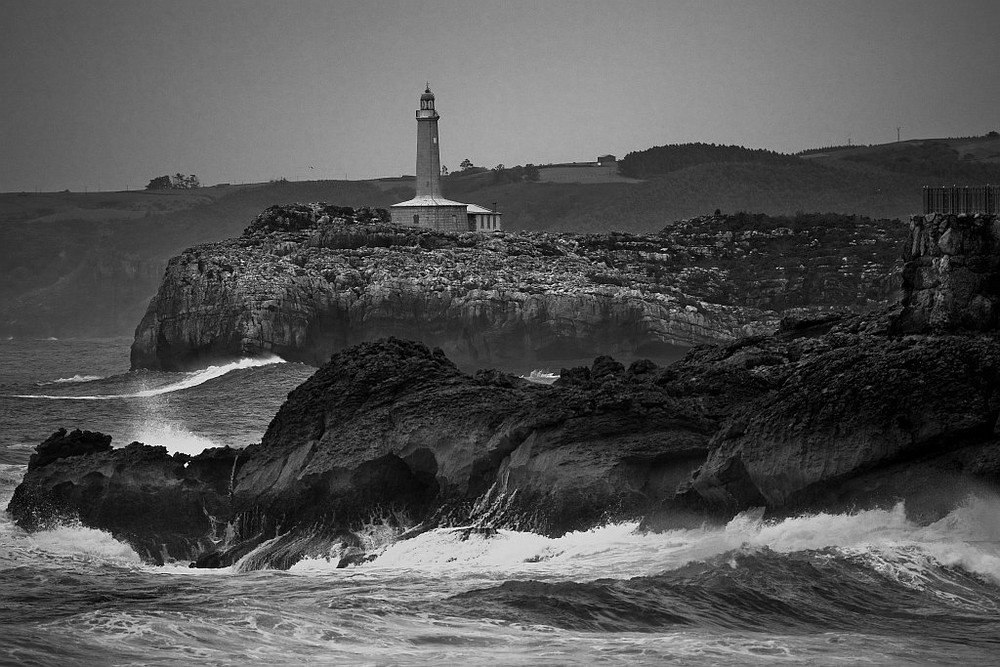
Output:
[
  {"xmin": 20, "ymin": 522, "xmax": 143, "ymax": 565},
  {"xmin": 285, "ymin": 493, "xmax": 1000, "ymax": 588},
  {"xmin": 127, "ymin": 420, "xmax": 223, "ymax": 456},
  {"xmin": 47, "ymin": 374, "xmax": 104, "ymax": 384},
  {"xmin": 14, "ymin": 355, "xmax": 285, "ymax": 400},
  {"xmin": 519, "ymin": 369, "xmax": 560, "ymax": 385}
]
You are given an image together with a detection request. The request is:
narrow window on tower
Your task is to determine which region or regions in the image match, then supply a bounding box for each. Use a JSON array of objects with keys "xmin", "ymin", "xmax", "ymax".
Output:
[{"xmin": 413, "ymin": 214, "xmax": 419, "ymax": 225}]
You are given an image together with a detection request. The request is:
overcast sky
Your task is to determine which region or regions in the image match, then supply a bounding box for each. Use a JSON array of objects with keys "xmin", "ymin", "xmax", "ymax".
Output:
[{"xmin": 2, "ymin": 0, "xmax": 998, "ymax": 192}]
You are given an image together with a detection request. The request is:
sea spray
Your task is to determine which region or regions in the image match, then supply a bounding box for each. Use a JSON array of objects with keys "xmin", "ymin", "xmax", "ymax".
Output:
[
  {"xmin": 285, "ymin": 495, "xmax": 1000, "ymax": 585},
  {"xmin": 126, "ymin": 420, "xmax": 222, "ymax": 456},
  {"xmin": 17, "ymin": 522, "xmax": 143, "ymax": 566},
  {"xmin": 519, "ymin": 370, "xmax": 560, "ymax": 385}
]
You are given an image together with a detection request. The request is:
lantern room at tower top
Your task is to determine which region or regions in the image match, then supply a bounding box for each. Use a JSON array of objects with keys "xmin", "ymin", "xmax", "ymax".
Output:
[{"xmin": 390, "ymin": 86, "xmax": 502, "ymax": 233}]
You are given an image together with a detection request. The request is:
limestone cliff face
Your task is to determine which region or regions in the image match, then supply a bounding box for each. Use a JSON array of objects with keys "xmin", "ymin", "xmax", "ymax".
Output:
[
  {"xmin": 896, "ymin": 213, "xmax": 1000, "ymax": 332},
  {"xmin": 131, "ymin": 205, "xmax": 904, "ymax": 370}
]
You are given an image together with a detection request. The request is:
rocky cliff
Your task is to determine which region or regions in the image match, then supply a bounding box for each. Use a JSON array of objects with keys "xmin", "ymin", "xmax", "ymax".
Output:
[
  {"xmin": 130, "ymin": 205, "xmax": 904, "ymax": 371},
  {"xmin": 657, "ymin": 213, "xmax": 1000, "ymax": 522}
]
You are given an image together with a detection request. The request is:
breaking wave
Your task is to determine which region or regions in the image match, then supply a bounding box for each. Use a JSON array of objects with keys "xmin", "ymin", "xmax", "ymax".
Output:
[
  {"xmin": 13, "ymin": 356, "xmax": 285, "ymax": 400},
  {"xmin": 45, "ymin": 374, "xmax": 105, "ymax": 384},
  {"xmin": 519, "ymin": 369, "xmax": 560, "ymax": 385}
]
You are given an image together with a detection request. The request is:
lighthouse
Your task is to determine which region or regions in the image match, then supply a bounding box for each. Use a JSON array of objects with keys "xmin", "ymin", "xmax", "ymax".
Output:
[
  {"xmin": 390, "ymin": 86, "xmax": 501, "ymax": 232},
  {"xmin": 415, "ymin": 86, "xmax": 442, "ymax": 198}
]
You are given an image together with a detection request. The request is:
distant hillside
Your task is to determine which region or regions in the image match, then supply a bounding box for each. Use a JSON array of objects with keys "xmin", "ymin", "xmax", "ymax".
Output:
[
  {"xmin": 0, "ymin": 181, "xmax": 398, "ymax": 337},
  {"xmin": 800, "ymin": 134, "xmax": 1000, "ymax": 183},
  {"xmin": 430, "ymin": 159, "xmax": 925, "ymax": 233}
]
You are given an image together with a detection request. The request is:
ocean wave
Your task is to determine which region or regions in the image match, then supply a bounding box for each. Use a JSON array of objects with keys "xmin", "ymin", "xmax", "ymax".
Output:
[
  {"xmin": 12, "ymin": 355, "xmax": 285, "ymax": 401},
  {"xmin": 283, "ymin": 494, "xmax": 1000, "ymax": 595},
  {"xmin": 13, "ymin": 522, "xmax": 143, "ymax": 566},
  {"xmin": 434, "ymin": 496, "xmax": 1000, "ymax": 638}
]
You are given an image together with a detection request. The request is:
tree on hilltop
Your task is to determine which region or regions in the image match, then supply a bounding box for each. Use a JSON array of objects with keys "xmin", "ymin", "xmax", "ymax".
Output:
[
  {"xmin": 145, "ymin": 175, "xmax": 172, "ymax": 190},
  {"xmin": 145, "ymin": 173, "xmax": 200, "ymax": 190},
  {"xmin": 489, "ymin": 163, "xmax": 541, "ymax": 185}
]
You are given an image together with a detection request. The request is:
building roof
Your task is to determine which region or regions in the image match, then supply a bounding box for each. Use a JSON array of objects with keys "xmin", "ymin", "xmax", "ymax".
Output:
[
  {"xmin": 466, "ymin": 203, "xmax": 499, "ymax": 214},
  {"xmin": 390, "ymin": 195, "xmax": 468, "ymax": 208}
]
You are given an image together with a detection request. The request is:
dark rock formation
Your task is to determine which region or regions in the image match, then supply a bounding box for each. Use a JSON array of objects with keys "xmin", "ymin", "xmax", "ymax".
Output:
[
  {"xmin": 28, "ymin": 428, "xmax": 112, "ymax": 471},
  {"xmin": 665, "ymin": 329, "xmax": 1000, "ymax": 521},
  {"xmin": 130, "ymin": 205, "xmax": 904, "ymax": 371},
  {"xmin": 9, "ymin": 436, "xmax": 241, "ymax": 564},
  {"xmin": 198, "ymin": 337, "xmax": 772, "ymax": 567},
  {"xmin": 10, "ymin": 337, "xmax": 770, "ymax": 568}
]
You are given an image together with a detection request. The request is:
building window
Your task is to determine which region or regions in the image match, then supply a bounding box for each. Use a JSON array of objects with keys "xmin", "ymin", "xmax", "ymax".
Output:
[{"xmin": 413, "ymin": 214, "xmax": 419, "ymax": 225}]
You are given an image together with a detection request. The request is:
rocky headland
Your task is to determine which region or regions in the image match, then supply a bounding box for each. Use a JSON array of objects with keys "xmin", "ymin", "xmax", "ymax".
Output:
[
  {"xmin": 10, "ymin": 211, "xmax": 998, "ymax": 571},
  {"xmin": 129, "ymin": 204, "xmax": 904, "ymax": 370}
]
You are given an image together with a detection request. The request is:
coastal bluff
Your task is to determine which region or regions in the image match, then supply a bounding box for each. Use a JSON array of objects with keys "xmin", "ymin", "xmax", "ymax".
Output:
[
  {"xmin": 129, "ymin": 204, "xmax": 903, "ymax": 371},
  {"xmin": 15, "ymin": 211, "xmax": 996, "ymax": 571},
  {"xmin": 662, "ymin": 212, "xmax": 1000, "ymax": 521}
]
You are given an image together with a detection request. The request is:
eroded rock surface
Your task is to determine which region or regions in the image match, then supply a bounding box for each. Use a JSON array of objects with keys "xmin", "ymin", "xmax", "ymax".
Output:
[
  {"xmin": 8, "ymin": 439, "xmax": 241, "ymax": 564},
  {"xmin": 130, "ymin": 205, "xmax": 904, "ymax": 370},
  {"xmin": 663, "ymin": 327, "xmax": 1000, "ymax": 523},
  {"xmin": 896, "ymin": 213, "xmax": 1000, "ymax": 332}
]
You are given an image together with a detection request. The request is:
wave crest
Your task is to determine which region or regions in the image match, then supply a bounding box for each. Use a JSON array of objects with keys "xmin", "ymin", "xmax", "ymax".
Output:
[
  {"xmin": 46, "ymin": 374, "xmax": 104, "ymax": 384},
  {"xmin": 13, "ymin": 355, "xmax": 285, "ymax": 400}
]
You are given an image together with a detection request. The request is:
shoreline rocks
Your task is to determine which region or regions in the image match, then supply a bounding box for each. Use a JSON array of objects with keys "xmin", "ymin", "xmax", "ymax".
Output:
[
  {"xmin": 10, "ymin": 337, "xmax": 771, "ymax": 567},
  {"xmin": 8, "ymin": 439, "xmax": 241, "ymax": 564}
]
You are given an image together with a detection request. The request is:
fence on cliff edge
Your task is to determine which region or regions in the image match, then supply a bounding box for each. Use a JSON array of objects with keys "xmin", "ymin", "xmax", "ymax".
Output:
[{"xmin": 922, "ymin": 185, "xmax": 1000, "ymax": 215}]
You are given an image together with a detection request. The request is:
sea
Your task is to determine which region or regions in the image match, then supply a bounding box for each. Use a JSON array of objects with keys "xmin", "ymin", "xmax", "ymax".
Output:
[{"xmin": 2, "ymin": 337, "xmax": 1000, "ymax": 665}]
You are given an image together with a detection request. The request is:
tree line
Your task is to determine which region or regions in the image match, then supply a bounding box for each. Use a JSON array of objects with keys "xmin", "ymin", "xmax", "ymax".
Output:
[{"xmin": 617, "ymin": 143, "xmax": 798, "ymax": 179}]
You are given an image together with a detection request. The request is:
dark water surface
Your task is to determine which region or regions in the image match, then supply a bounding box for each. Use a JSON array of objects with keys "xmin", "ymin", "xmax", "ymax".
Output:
[{"xmin": 2, "ymin": 338, "xmax": 1000, "ymax": 665}]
